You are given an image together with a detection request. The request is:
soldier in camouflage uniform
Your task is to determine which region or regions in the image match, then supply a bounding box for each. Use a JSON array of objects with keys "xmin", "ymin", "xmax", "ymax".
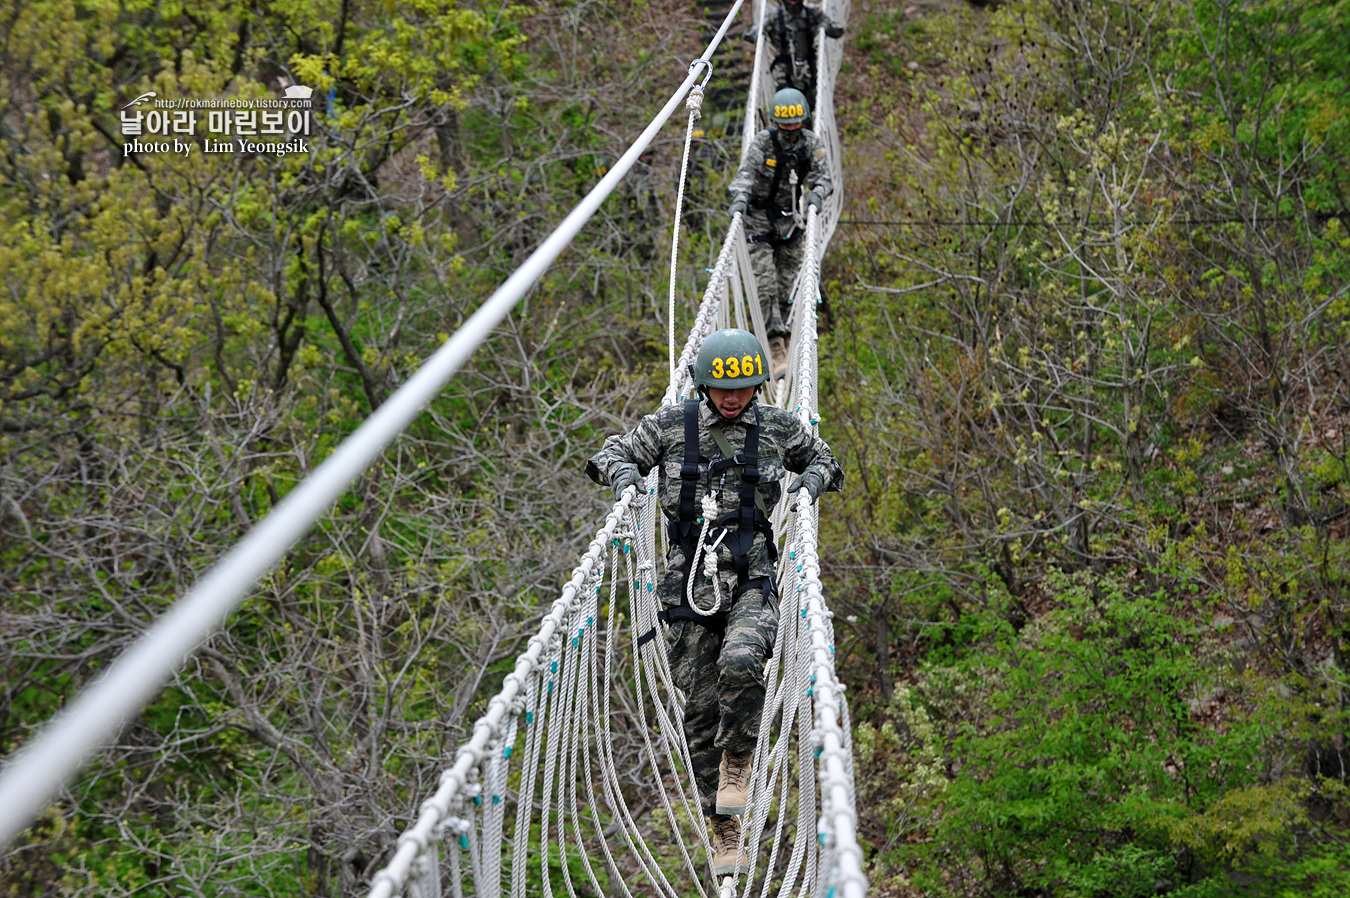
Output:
[
  {"xmin": 729, "ymin": 88, "xmax": 832, "ymax": 377},
  {"xmin": 744, "ymin": 0, "xmax": 846, "ymax": 106},
  {"xmin": 585, "ymin": 328, "xmax": 843, "ymax": 877}
]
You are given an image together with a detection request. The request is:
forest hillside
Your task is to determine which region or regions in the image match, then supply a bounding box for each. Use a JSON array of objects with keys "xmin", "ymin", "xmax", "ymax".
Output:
[{"xmin": 2, "ymin": 0, "xmax": 1349, "ymax": 896}]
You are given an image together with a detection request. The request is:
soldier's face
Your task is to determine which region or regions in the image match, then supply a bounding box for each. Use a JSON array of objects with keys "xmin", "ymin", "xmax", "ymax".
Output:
[{"xmin": 708, "ymin": 386, "xmax": 757, "ymax": 419}]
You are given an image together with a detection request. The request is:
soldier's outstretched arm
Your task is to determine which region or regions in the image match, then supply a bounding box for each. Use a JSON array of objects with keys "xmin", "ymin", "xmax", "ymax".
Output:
[
  {"xmin": 811, "ymin": 5, "xmax": 845, "ymax": 38},
  {"xmin": 804, "ymin": 134, "xmax": 833, "ymax": 200},
  {"xmin": 728, "ymin": 134, "xmax": 765, "ymax": 202},
  {"xmin": 584, "ymin": 411, "xmax": 668, "ymax": 487},
  {"xmin": 781, "ymin": 418, "xmax": 844, "ymax": 496}
]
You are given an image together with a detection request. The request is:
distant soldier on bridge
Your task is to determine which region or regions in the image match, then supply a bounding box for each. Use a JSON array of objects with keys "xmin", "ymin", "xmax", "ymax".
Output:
[
  {"xmin": 744, "ymin": 0, "xmax": 846, "ymax": 108},
  {"xmin": 728, "ymin": 89, "xmax": 832, "ymax": 377}
]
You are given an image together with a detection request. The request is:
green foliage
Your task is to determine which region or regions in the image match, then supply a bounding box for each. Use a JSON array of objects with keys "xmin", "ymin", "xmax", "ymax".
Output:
[{"xmin": 902, "ymin": 569, "xmax": 1341, "ymax": 897}]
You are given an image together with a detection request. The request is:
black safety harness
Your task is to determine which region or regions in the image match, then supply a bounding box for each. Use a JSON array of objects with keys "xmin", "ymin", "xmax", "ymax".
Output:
[
  {"xmin": 747, "ymin": 128, "xmax": 812, "ymax": 246},
  {"xmin": 636, "ymin": 399, "xmax": 777, "ymax": 646}
]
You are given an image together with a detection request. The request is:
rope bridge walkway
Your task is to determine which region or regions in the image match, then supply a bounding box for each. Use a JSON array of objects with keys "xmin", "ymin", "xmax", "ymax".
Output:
[
  {"xmin": 369, "ymin": 4, "xmax": 859, "ymax": 896},
  {"xmin": 0, "ymin": 4, "xmax": 862, "ymax": 898}
]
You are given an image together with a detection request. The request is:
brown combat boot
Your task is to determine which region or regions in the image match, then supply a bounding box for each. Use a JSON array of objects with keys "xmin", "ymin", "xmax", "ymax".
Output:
[
  {"xmin": 710, "ymin": 813, "xmax": 745, "ymax": 876},
  {"xmin": 768, "ymin": 336, "xmax": 789, "ymax": 379},
  {"xmin": 716, "ymin": 749, "xmax": 753, "ymax": 815}
]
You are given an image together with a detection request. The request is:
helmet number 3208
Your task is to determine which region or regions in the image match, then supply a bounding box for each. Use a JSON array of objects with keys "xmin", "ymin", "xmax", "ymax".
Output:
[
  {"xmin": 711, "ymin": 354, "xmax": 764, "ymax": 379},
  {"xmin": 774, "ymin": 103, "xmax": 805, "ymax": 118}
]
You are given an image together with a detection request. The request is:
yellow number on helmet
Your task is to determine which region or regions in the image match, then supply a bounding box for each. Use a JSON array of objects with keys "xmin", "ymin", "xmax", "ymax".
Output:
[
  {"xmin": 726, "ymin": 356, "xmax": 741, "ymax": 378},
  {"xmin": 755, "ymin": 354, "xmax": 763, "ymax": 375},
  {"xmin": 742, "ymin": 354, "xmax": 754, "ymax": 375},
  {"xmin": 712, "ymin": 357, "xmax": 724, "ymax": 378}
]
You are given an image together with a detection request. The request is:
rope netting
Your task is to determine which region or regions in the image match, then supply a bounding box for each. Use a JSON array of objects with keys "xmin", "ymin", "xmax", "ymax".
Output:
[{"xmin": 368, "ymin": 4, "xmax": 862, "ymax": 897}]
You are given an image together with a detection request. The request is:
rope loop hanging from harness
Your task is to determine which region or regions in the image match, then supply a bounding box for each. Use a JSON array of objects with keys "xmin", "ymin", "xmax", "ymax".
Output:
[
  {"xmin": 685, "ymin": 493, "xmax": 727, "ymax": 617},
  {"xmin": 667, "ymin": 58, "xmax": 714, "ymax": 383}
]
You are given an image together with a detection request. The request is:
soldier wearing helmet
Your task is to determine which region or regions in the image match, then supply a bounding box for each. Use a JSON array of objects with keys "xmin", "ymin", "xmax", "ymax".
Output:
[
  {"xmin": 744, "ymin": 0, "xmax": 846, "ymax": 104},
  {"xmin": 728, "ymin": 88, "xmax": 832, "ymax": 377},
  {"xmin": 585, "ymin": 328, "xmax": 843, "ymax": 877}
]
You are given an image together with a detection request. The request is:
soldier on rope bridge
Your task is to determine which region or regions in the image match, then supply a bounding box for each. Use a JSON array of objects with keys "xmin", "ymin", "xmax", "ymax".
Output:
[
  {"xmin": 586, "ymin": 328, "xmax": 843, "ymax": 876},
  {"xmin": 728, "ymin": 88, "xmax": 832, "ymax": 378}
]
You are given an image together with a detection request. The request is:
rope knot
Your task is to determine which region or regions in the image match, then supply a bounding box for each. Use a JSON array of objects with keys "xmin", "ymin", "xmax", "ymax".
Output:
[{"xmin": 685, "ymin": 85, "xmax": 705, "ymax": 119}]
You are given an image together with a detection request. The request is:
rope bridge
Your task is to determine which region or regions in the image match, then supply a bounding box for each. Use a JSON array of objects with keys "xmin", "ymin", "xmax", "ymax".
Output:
[
  {"xmin": 368, "ymin": 3, "xmax": 860, "ymax": 897},
  {"xmin": 0, "ymin": 4, "xmax": 862, "ymax": 897}
]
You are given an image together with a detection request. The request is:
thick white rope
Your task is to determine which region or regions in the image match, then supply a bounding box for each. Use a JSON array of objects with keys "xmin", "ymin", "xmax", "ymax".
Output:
[
  {"xmin": 669, "ymin": 64, "xmax": 712, "ymax": 382},
  {"xmin": 366, "ymin": 492, "xmax": 635, "ymax": 898}
]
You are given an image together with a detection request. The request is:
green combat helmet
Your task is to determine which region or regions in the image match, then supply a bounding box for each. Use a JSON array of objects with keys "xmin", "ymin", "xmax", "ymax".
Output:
[
  {"xmin": 769, "ymin": 87, "xmax": 809, "ymax": 126},
  {"xmin": 692, "ymin": 328, "xmax": 771, "ymax": 391}
]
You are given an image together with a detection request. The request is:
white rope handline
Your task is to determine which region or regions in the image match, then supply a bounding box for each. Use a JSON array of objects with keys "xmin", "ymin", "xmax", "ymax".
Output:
[
  {"xmin": 0, "ymin": 0, "xmax": 752, "ymax": 853},
  {"xmin": 366, "ymin": 491, "xmax": 638, "ymax": 898},
  {"xmin": 669, "ymin": 60, "xmax": 714, "ymax": 382},
  {"xmin": 784, "ymin": 206, "xmax": 865, "ymax": 898},
  {"xmin": 743, "ymin": 0, "xmax": 771, "ymax": 158}
]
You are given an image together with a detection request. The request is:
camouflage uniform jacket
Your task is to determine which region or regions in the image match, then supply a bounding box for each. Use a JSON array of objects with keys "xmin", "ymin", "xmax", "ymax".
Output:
[
  {"xmin": 586, "ymin": 399, "xmax": 844, "ymax": 607},
  {"xmin": 730, "ymin": 127, "xmax": 832, "ymax": 241}
]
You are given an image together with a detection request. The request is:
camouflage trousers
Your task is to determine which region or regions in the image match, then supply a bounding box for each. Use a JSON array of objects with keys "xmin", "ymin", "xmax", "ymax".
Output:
[
  {"xmin": 747, "ymin": 226, "xmax": 806, "ymax": 339},
  {"xmin": 667, "ymin": 586, "xmax": 779, "ymax": 817}
]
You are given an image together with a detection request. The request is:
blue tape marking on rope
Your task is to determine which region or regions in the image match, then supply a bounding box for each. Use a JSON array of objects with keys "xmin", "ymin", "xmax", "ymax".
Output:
[
  {"xmin": 526, "ymin": 711, "xmax": 533, "ymax": 724},
  {"xmin": 801, "ymin": 609, "xmax": 807, "ymax": 618},
  {"xmin": 815, "ymin": 748, "xmax": 822, "ymax": 757},
  {"xmin": 493, "ymin": 794, "xmax": 501, "ymax": 804},
  {"xmin": 807, "ymin": 686, "xmax": 814, "ymax": 696},
  {"xmin": 460, "ymin": 835, "xmax": 469, "ymax": 850},
  {"xmin": 588, "ymin": 617, "xmax": 594, "ymax": 627},
  {"xmin": 473, "ymin": 795, "xmax": 482, "ymax": 806},
  {"xmin": 551, "ymin": 661, "xmax": 557, "ymax": 673},
  {"xmin": 572, "ymin": 637, "xmax": 578, "ymax": 647},
  {"xmin": 819, "ymin": 832, "xmax": 827, "ymax": 846},
  {"xmin": 547, "ymin": 682, "xmax": 553, "ymax": 694},
  {"xmin": 504, "ymin": 746, "xmax": 513, "ymax": 758},
  {"xmin": 790, "ymin": 551, "xmax": 796, "ymax": 559}
]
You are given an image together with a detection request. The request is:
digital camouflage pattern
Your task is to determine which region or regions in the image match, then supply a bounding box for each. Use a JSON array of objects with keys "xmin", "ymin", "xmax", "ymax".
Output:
[
  {"xmin": 666, "ymin": 592, "xmax": 777, "ymax": 815},
  {"xmin": 748, "ymin": 233, "xmax": 806, "ymax": 337},
  {"xmin": 746, "ymin": 3, "xmax": 847, "ymax": 96},
  {"xmin": 586, "ymin": 399, "xmax": 843, "ymax": 607},
  {"xmin": 586, "ymin": 398, "xmax": 843, "ymax": 815},
  {"xmin": 729, "ymin": 127, "xmax": 832, "ymax": 238},
  {"xmin": 730, "ymin": 127, "xmax": 831, "ymax": 336}
]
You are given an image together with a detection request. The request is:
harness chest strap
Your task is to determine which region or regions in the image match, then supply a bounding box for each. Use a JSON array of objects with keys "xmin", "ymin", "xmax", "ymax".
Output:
[{"xmin": 641, "ymin": 401, "xmax": 776, "ymax": 643}]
